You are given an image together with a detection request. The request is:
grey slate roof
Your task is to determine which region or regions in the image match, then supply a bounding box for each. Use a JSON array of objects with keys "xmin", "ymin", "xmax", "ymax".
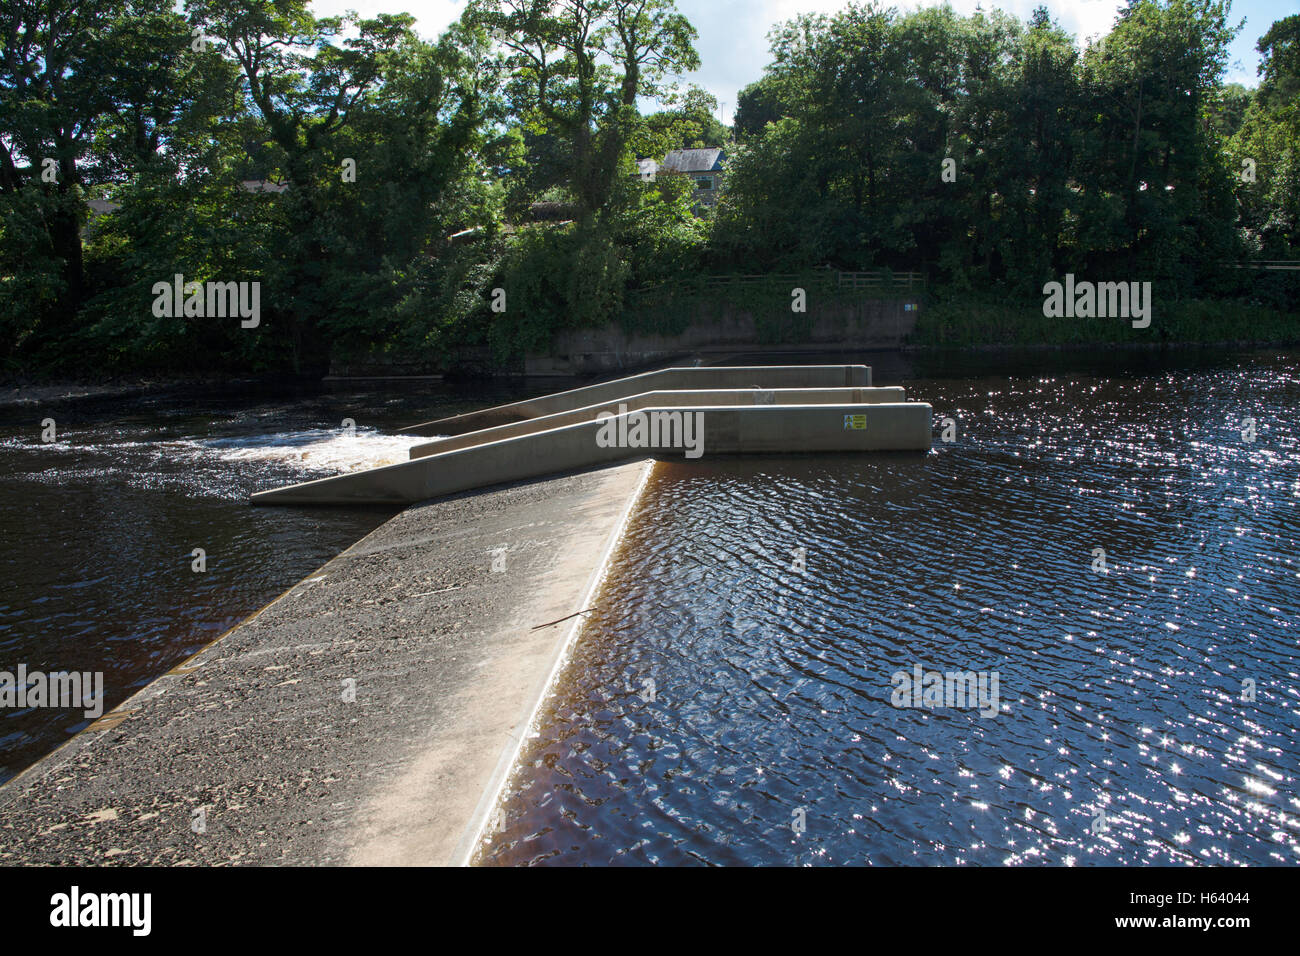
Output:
[{"xmin": 659, "ymin": 147, "xmax": 725, "ymax": 173}]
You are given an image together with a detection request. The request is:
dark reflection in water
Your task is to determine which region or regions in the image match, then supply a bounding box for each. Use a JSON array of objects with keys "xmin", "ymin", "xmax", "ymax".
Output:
[
  {"xmin": 0, "ymin": 381, "xmax": 535, "ymax": 783},
  {"xmin": 480, "ymin": 350, "xmax": 1299, "ymax": 866}
]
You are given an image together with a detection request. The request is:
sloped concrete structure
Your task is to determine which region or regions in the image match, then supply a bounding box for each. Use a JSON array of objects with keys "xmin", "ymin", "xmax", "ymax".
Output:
[
  {"xmin": 410, "ymin": 386, "xmax": 908, "ymax": 458},
  {"xmin": 252, "ymin": 401, "xmax": 932, "ymax": 506},
  {"xmin": 251, "ymin": 365, "xmax": 933, "ymax": 506},
  {"xmin": 0, "ymin": 461, "xmax": 655, "ymax": 866},
  {"xmin": 401, "ymin": 364, "xmax": 872, "ymax": 436}
]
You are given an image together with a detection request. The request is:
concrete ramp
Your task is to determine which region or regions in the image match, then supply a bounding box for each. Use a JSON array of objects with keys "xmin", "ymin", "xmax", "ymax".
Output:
[
  {"xmin": 410, "ymin": 386, "xmax": 908, "ymax": 458},
  {"xmin": 400, "ymin": 365, "xmax": 872, "ymax": 436},
  {"xmin": 252, "ymin": 402, "xmax": 932, "ymax": 506}
]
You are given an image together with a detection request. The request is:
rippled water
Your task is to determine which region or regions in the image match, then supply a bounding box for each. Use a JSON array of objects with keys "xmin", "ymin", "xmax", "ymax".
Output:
[
  {"xmin": 0, "ymin": 382, "xmax": 528, "ymax": 783},
  {"xmin": 479, "ymin": 350, "xmax": 1300, "ymax": 866}
]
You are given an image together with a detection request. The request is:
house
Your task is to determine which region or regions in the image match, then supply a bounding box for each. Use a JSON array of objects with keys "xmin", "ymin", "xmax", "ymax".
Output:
[{"xmin": 656, "ymin": 147, "xmax": 726, "ymax": 204}]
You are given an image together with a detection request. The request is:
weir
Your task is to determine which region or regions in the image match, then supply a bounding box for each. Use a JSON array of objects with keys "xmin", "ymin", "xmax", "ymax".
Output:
[
  {"xmin": 251, "ymin": 365, "xmax": 933, "ymax": 506},
  {"xmin": 410, "ymin": 387, "xmax": 908, "ymax": 457},
  {"xmin": 400, "ymin": 364, "xmax": 872, "ymax": 436}
]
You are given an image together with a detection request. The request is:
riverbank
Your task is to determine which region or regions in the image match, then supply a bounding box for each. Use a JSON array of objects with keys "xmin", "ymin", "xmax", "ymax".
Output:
[
  {"xmin": 0, "ymin": 459, "xmax": 652, "ymax": 865},
  {"xmin": 8, "ymin": 294, "xmax": 1298, "ymax": 395}
]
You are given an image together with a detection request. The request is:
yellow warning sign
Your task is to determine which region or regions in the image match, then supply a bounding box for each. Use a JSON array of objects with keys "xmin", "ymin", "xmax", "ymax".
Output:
[{"xmin": 843, "ymin": 414, "xmax": 867, "ymax": 430}]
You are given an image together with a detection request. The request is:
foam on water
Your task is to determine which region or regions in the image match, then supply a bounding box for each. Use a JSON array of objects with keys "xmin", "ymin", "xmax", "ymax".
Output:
[
  {"xmin": 6, "ymin": 427, "xmax": 420, "ymax": 473},
  {"xmin": 5, "ymin": 426, "xmax": 425, "ymax": 500},
  {"xmin": 179, "ymin": 428, "xmax": 422, "ymax": 473}
]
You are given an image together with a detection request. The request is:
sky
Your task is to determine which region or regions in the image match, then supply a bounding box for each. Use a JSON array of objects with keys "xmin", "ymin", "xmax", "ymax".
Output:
[{"xmin": 310, "ymin": 0, "xmax": 1292, "ymax": 121}]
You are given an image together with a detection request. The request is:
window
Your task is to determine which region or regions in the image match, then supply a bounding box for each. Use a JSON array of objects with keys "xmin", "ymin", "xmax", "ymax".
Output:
[{"xmin": 695, "ymin": 176, "xmax": 713, "ymax": 191}]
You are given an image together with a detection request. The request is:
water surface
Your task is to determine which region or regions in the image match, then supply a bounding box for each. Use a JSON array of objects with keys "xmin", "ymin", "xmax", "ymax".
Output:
[{"xmin": 480, "ymin": 350, "xmax": 1300, "ymax": 866}]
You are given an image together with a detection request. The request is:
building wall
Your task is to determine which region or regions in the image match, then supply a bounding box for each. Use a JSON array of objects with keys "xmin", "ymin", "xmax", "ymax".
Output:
[{"xmin": 688, "ymin": 170, "xmax": 725, "ymax": 205}]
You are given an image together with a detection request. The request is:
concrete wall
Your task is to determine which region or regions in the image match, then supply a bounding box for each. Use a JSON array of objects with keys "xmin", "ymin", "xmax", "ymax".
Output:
[
  {"xmin": 410, "ymin": 387, "xmax": 908, "ymax": 458},
  {"xmin": 401, "ymin": 365, "xmax": 872, "ymax": 436},
  {"xmin": 253, "ymin": 401, "xmax": 933, "ymax": 506},
  {"xmin": 525, "ymin": 300, "xmax": 918, "ymax": 376}
]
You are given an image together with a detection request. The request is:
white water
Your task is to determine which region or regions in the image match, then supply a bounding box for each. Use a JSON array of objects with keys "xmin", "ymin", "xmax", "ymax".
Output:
[
  {"xmin": 181, "ymin": 427, "xmax": 424, "ymax": 473},
  {"xmin": 6, "ymin": 426, "xmax": 430, "ymax": 500}
]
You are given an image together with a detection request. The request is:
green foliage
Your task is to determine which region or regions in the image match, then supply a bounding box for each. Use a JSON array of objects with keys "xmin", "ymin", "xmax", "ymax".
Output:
[
  {"xmin": 733, "ymin": 76, "xmax": 783, "ymax": 142},
  {"xmin": 0, "ymin": 191, "xmax": 66, "ymax": 364},
  {"xmin": 916, "ymin": 290, "xmax": 1298, "ymax": 347},
  {"xmin": 491, "ymin": 222, "xmax": 629, "ymax": 358},
  {"xmin": 1229, "ymin": 14, "xmax": 1300, "ymax": 255},
  {"xmin": 467, "ymin": 0, "xmax": 699, "ymax": 219},
  {"xmin": 0, "ymin": 0, "xmax": 1296, "ymax": 382},
  {"xmin": 624, "ymin": 272, "xmax": 909, "ymax": 343},
  {"xmin": 637, "ymin": 85, "xmax": 730, "ymax": 156},
  {"xmin": 712, "ymin": 0, "xmax": 1258, "ymax": 303}
]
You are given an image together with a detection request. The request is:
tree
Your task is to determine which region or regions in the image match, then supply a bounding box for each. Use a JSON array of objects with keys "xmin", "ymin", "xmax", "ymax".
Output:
[
  {"xmin": 1230, "ymin": 15, "xmax": 1299, "ymax": 259},
  {"xmin": 0, "ymin": 0, "xmax": 193, "ymax": 358},
  {"xmin": 186, "ymin": 0, "xmax": 497, "ymax": 370},
  {"xmin": 1076, "ymin": 0, "xmax": 1240, "ymax": 282},
  {"xmin": 468, "ymin": 0, "xmax": 699, "ymax": 220},
  {"xmin": 733, "ymin": 75, "xmax": 783, "ymax": 142},
  {"xmin": 638, "ymin": 84, "xmax": 729, "ymax": 157}
]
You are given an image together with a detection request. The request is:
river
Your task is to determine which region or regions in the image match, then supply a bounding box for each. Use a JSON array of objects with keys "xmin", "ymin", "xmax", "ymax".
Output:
[
  {"xmin": 3, "ymin": 350, "xmax": 1297, "ymax": 867},
  {"xmin": 477, "ymin": 348, "xmax": 1299, "ymax": 865}
]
